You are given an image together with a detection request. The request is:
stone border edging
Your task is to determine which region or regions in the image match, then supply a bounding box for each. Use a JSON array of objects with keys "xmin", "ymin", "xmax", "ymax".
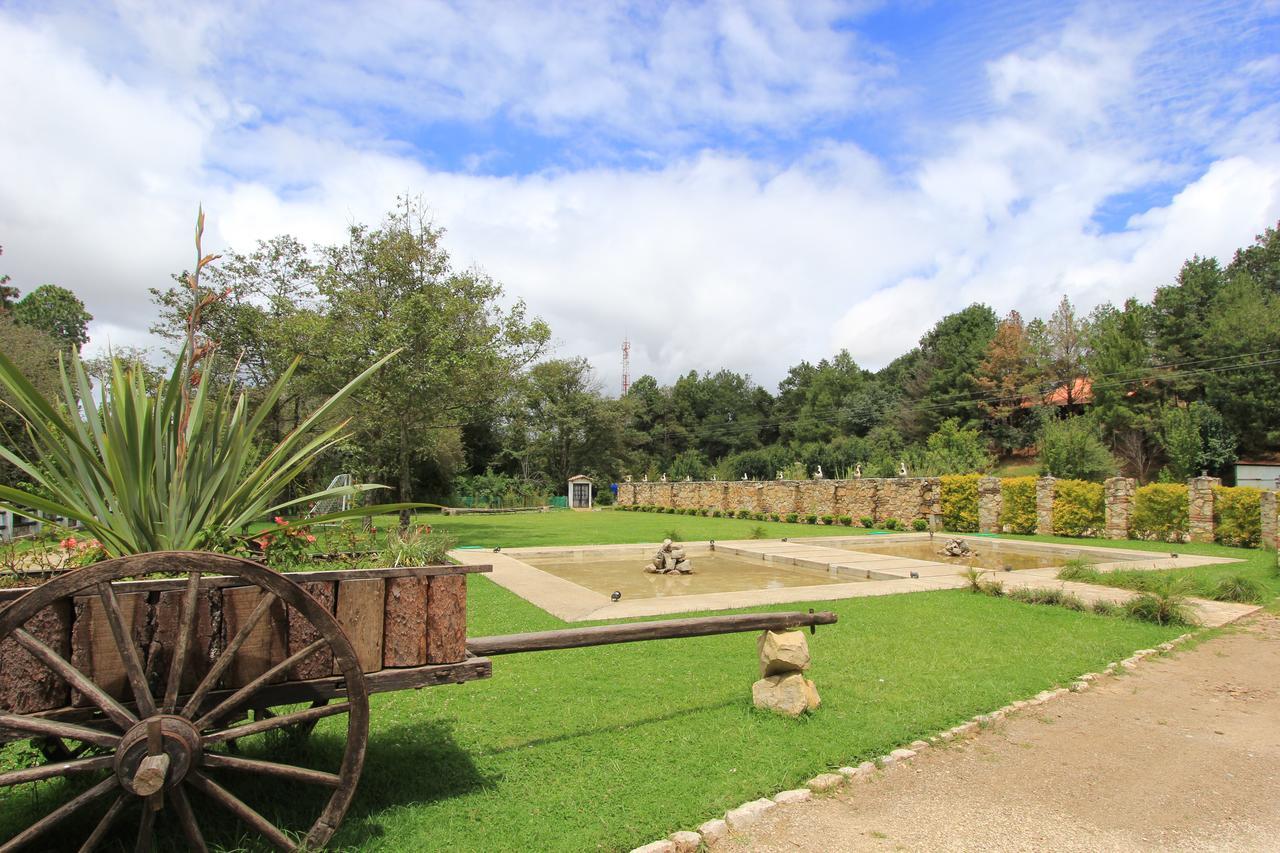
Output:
[{"xmin": 628, "ymin": 631, "xmax": 1197, "ymax": 852}]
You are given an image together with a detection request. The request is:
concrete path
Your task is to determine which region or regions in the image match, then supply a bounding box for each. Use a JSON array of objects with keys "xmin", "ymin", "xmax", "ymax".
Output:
[{"xmin": 726, "ymin": 613, "xmax": 1280, "ymax": 853}]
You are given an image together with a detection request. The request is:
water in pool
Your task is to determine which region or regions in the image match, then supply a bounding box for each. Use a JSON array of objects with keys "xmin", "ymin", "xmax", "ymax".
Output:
[
  {"xmin": 522, "ymin": 552, "xmax": 854, "ymax": 598},
  {"xmin": 828, "ymin": 538, "xmax": 1141, "ymax": 571}
]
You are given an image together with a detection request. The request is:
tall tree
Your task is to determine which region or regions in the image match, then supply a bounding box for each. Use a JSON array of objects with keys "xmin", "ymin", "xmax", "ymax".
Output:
[
  {"xmin": 976, "ymin": 310, "xmax": 1037, "ymax": 453},
  {"xmin": 12, "ymin": 284, "xmax": 92, "ymax": 350},
  {"xmin": 1199, "ymin": 273, "xmax": 1280, "ymax": 453},
  {"xmin": 897, "ymin": 304, "xmax": 998, "ymax": 441},
  {"xmin": 1087, "ymin": 299, "xmax": 1161, "ymax": 480},
  {"xmin": 508, "ymin": 358, "xmax": 627, "ymax": 484},
  {"xmin": 313, "ymin": 198, "xmax": 550, "ymax": 520},
  {"xmin": 1029, "ymin": 295, "xmax": 1089, "ymax": 404}
]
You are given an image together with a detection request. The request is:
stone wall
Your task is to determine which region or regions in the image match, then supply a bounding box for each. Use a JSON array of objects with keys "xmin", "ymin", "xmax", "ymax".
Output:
[
  {"xmin": 1262, "ymin": 491, "xmax": 1277, "ymax": 551},
  {"xmin": 977, "ymin": 477, "xmax": 1002, "ymax": 534},
  {"xmin": 617, "ymin": 475, "xmax": 1274, "ymax": 547},
  {"xmin": 1104, "ymin": 477, "xmax": 1136, "ymax": 540},
  {"xmin": 1188, "ymin": 476, "xmax": 1219, "ymax": 543}
]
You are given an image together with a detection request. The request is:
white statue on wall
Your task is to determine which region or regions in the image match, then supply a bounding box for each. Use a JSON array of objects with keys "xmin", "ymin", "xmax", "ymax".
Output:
[
  {"xmin": 813, "ymin": 465, "xmax": 824, "ymax": 480},
  {"xmin": 855, "ymin": 463, "xmax": 862, "ymax": 479},
  {"xmin": 660, "ymin": 473, "xmax": 667, "ymax": 482},
  {"xmin": 624, "ymin": 474, "xmax": 632, "ymax": 483},
  {"xmin": 642, "ymin": 474, "xmax": 648, "ymax": 482},
  {"xmin": 684, "ymin": 475, "xmax": 692, "ymax": 482},
  {"xmin": 741, "ymin": 473, "xmax": 748, "ymax": 480},
  {"xmin": 776, "ymin": 470, "xmax": 784, "ymax": 480},
  {"xmin": 898, "ymin": 461, "xmax": 908, "ymax": 477}
]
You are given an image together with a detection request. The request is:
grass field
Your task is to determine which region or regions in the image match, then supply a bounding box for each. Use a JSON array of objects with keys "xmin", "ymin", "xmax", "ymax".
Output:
[{"xmin": 1, "ymin": 511, "xmax": 1271, "ymax": 851}]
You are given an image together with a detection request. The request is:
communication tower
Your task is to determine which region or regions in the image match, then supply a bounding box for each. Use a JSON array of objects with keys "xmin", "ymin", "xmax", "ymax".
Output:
[{"xmin": 621, "ymin": 337, "xmax": 631, "ymax": 396}]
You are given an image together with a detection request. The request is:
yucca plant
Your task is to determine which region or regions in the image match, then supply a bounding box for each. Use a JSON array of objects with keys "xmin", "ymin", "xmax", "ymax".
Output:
[{"xmin": 0, "ymin": 209, "xmax": 412, "ymax": 557}]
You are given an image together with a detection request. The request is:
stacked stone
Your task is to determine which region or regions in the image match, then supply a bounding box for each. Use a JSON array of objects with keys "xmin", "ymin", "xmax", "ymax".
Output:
[
  {"xmin": 1261, "ymin": 490, "xmax": 1277, "ymax": 552},
  {"xmin": 978, "ymin": 476, "xmax": 1002, "ymax": 533},
  {"xmin": 1035, "ymin": 476, "xmax": 1055, "ymax": 535},
  {"xmin": 1188, "ymin": 476, "xmax": 1219, "ymax": 543},
  {"xmin": 751, "ymin": 631, "xmax": 820, "ymax": 717},
  {"xmin": 1104, "ymin": 477, "xmax": 1135, "ymax": 540}
]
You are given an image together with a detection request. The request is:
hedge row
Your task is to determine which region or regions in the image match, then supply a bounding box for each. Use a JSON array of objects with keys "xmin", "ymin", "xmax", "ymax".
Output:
[
  {"xmin": 1131, "ymin": 483, "xmax": 1189, "ymax": 541},
  {"xmin": 940, "ymin": 474, "xmax": 980, "ymax": 532},
  {"xmin": 1052, "ymin": 479, "xmax": 1105, "ymax": 537},
  {"xmin": 1000, "ymin": 477, "xmax": 1037, "ymax": 534},
  {"xmin": 616, "ymin": 505, "xmax": 925, "ymax": 529},
  {"xmin": 1214, "ymin": 486, "xmax": 1263, "ymax": 547}
]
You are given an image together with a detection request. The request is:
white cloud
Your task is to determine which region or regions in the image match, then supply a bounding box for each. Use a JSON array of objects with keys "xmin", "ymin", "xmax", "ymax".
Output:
[{"xmin": 1, "ymin": 3, "xmax": 1278, "ymax": 395}]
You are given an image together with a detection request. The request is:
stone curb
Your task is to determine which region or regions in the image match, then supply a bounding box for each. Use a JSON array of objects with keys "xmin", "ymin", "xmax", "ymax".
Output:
[{"xmin": 629, "ymin": 631, "xmax": 1197, "ymax": 852}]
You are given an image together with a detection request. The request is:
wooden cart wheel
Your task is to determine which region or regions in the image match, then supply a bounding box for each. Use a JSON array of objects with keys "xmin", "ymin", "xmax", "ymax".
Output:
[{"xmin": 0, "ymin": 552, "xmax": 370, "ymax": 852}]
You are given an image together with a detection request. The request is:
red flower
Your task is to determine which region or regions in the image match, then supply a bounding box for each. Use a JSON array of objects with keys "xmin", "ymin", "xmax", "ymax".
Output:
[
  {"xmin": 274, "ymin": 516, "xmax": 287, "ymax": 525},
  {"xmin": 306, "ymin": 534, "xmax": 316, "ymax": 543},
  {"xmin": 60, "ymin": 537, "xmax": 78, "ymax": 549}
]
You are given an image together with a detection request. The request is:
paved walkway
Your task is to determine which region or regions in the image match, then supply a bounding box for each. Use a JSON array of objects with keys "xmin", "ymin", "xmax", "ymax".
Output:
[{"xmin": 726, "ymin": 613, "xmax": 1280, "ymax": 852}]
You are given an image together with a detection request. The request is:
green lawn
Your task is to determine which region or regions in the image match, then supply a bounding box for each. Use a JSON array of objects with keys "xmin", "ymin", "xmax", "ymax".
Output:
[{"xmin": 6, "ymin": 512, "xmax": 1269, "ymax": 851}]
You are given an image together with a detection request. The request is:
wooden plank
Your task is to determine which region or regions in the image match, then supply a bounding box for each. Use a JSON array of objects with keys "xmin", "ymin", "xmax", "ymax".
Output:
[
  {"xmin": 70, "ymin": 592, "xmax": 148, "ymax": 705},
  {"xmin": 0, "ymin": 562, "xmax": 491, "ymax": 604},
  {"xmin": 0, "ymin": 600, "xmax": 72, "ymax": 713},
  {"xmin": 147, "ymin": 588, "xmax": 220, "ymax": 697},
  {"xmin": 425, "ymin": 575, "xmax": 467, "ymax": 664},
  {"xmin": 382, "ymin": 576, "xmax": 429, "ymax": 667},
  {"xmin": 220, "ymin": 586, "xmax": 287, "ymax": 689},
  {"xmin": 286, "ymin": 581, "xmax": 335, "ymax": 680},
  {"xmin": 335, "ymin": 579, "xmax": 384, "ymax": 674},
  {"xmin": 466, "ymin": 610, "xmax": 840, "ymax": 657}
]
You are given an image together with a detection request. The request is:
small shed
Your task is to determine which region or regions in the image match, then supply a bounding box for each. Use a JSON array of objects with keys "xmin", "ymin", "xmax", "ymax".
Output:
[
  {"xmin": 568, "ymin": 474, "xmax": 594, "ymax": 509},
  {"xmin": 1235, "ymin": 461, "xmax": 1280, "ymax": 490}
]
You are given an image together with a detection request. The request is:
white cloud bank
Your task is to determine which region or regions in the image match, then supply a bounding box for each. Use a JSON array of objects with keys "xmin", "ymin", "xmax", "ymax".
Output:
[{"xmin": 1, "ymin": 4, "xmax": 1278, "ymax": 391}]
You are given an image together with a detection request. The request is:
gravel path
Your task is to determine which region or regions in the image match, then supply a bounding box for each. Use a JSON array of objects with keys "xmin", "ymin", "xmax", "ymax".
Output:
[{"xmin": 727, "ymin": 614, "xmax": 1280, "ymax": 852}]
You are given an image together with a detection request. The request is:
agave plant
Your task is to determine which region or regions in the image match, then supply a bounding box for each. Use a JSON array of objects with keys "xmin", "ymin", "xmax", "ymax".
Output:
[{"xmin": 0, "ymin": 344, "xmax": 412, "ymax": 556}]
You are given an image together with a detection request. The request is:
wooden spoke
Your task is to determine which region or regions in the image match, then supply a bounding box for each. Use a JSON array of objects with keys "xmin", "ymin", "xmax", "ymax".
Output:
[
  {"xmin": 202, "ymin": 701, "xmax": 351, "ymax": 746},
  {"xmin": 77, "ymin": 794, "xmax": 128, "ymax": 853},
  {"xmin": 12, "ymin": 629, "xmax": 138, "ymax": 731},
  {"xmin": 194, "ymin": 639, "xmax": 326, "ymax": 731},
  {"xmin": 134, "ymin": 798, "xmax": 156, "ymax": 853},
  {"xmin": 169, "ymin": 783, "xmax": 208, "ymax": 853},
  {"xmin": 0, "ymin": 754, "xmax": 113, "ymax": 788},
  {"xmin": 162, "ymin": 570, "xmax": 202, "ymax": 714},
  {"xmin": 0, "ymin": 713, "xmax": 121, "ymax": 749},
  {"xmin": 181, "ymin": 591, "xmax": 278, "ymax": 719},
  {"xmin": 95, "ymin": 582, "xmax": 157, "ymax": 718},
  {"xmin": 185, "ymin": 770, "xmax": 296, "ymax": 852},
  {"xmin": 201, "ymin": 752, "xmax": 341, "ymax": 788},
  {"xmin": 0, "ymin": 775, "xmax": 118, "ymax": 853}
]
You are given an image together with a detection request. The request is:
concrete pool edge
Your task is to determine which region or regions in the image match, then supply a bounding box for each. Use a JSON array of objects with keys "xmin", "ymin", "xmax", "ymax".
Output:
[{"xmin": 450, "ymin": 535, "xmax": 1246, "ymax": 623}]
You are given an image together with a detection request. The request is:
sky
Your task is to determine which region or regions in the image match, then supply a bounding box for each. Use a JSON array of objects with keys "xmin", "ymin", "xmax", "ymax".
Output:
[{"xmin": 1, "ymin": 0, "xmax": 1279, "ymax": 394}]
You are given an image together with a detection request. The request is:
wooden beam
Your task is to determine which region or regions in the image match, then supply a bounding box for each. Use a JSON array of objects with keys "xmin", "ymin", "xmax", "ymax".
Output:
[{"xmin": 466, "ymin": 611, "xmax": 839, "ymax": 656}]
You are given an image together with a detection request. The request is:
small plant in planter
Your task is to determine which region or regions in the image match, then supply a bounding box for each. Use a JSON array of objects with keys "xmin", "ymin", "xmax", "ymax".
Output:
[{"xmin": 821, "ymin": 515, "xmax": 834, "ymax": 526}]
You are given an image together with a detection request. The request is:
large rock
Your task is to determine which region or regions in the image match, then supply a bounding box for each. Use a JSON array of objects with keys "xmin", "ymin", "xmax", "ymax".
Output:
[
  {"xmin": 752, "ymin": 672, "xmax": 810, "ymax": 717},
  {"xmin": 668, "ymin": 830, "xmax": 702, "ymax": 853},
  {"xmin": 803, "ymin": 678, "xmax": 821, "ymax": 710},
  {"xmin": 757, "ymin": 630, "xmax": 810, "ymax": 676}
]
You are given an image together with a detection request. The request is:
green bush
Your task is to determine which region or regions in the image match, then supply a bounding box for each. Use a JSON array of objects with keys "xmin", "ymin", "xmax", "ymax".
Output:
[
  {"xmin": 1131, "ymin": 483, "xmax": 1188, "ymax": 541},
  {"xmin": 1056, "ymin": 558, "xmax": 1100, "ymax": 583},
  {"xmin": 735, "ymin": 509, "xmax": 751, "ymax": 520},
  {"xmin": 754, "ymin": 512, "xmax": 767, "ymax": 521},
  {"xmin": 911, "ymin": 518, "xmax": 929, "ymax": 532},
  {"xmin": 1209, "ymin": 574, "xmax": 1265, "ymax": 604},
  {"xmin": 1007, "ymin": 586, "xmax": 1086, "ymax": 611},
  {"xmin": 859, "ymin": 516, "xmax": 875, "ymax": 528},
  {"xmin": 1091, "ymin": 600, "xmax": 1121, "ymax": 617},
  {"xmin": 940, "ymin": 473, "xmax": 980, "ymax": 532},
  {"xmin": 821, "ymin": 515, "xmax": 835, "ymax": 525},
  {"xmin": 1000, "ymin": 477, "xmax": 1037, "ymax": 534},
  {"xmin": 1213, "ymin": 486, "xmax": 1262, "ymax": 547},
  {"xmin": 1052, "ymin": 479, "xmax": 1104, "ymax": 537},
  {"xmin": 1037, "ymin": 416, "xmax": 1115, "ymax": 481},
  {"xmin": 785, "ymin": 513, "xmax": 798, "ymax": 523},
  {"xmin": 1123, "ymin": 576, "xmax": 1194, "ymax": 626},
  {"xmin": 838, "ymin": 515, "xmax": 852, "ymax": 526},
  {"xmin": 805, "ymin": 514, "xmax": 818, "ymax": 524},
  {"xmin": 711, "ymin": 510, "xmax": 722, "ymax": 518},
  {"xmin": 881, "ymin": 517, "xmax": 900, "ymax": 530},
  {"xmin": 772, "ymin": 513, "xmax": 784, "ymax": 522}
]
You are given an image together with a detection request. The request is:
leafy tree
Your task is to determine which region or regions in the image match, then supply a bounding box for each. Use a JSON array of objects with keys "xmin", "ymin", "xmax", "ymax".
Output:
[
  {"xmin": 1086, "ymin": 299, "xmax": 1162, "ymax": 480},
  {"xmin": 0, "ymin": 316, "xmax": 62, "ymax": 484},
  {"xmin": 1028, "ymin": 295, "xmax": 1090, "ymax": 404},
  {"xmin": 976, "ymin": 310, "xmax": 1038, "ymax": 453},
  {"xmin": 1199, "ymin": 273, "xmax": 1280, "ymax": 452},
  {"xmin": 775, "ymin": 351, "xmax": 870, "ymax": 444},
  {"xmin": 896, "ymin": 304, "xmax": 998, "ymax": 441},
  {"xmin": 905, "ymin": 418, "xmax": 993, "ymax": 476},
  {"xmin": 1225, "ymin": 221, "xmax": 1280, "ymax": 292},
  {"xmin": 313, "ymin": 198, "xmax": 550, "ymax": 520},
  {"xmin": 1036, "ymin": 416, "xmax": 1115, "ymax": 481},
  {"xmin": 0, "ymin": 246, "xmax": 16, "ymax": 313},
  {"xmin": 1157, "ymin": 402, "xmax": 1236, "ymax": 481},
  {"xmin": 12, "ymin": 284, "xmax": 92, "ymax": 349}
]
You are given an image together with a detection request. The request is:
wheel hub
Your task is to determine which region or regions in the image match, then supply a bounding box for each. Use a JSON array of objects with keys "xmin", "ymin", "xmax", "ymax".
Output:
[{"xmin": 113, "ymin": 714, "xmax": 203, "ymax": 796}]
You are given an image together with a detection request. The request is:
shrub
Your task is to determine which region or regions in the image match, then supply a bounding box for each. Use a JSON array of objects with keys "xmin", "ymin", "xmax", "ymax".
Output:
[
  {"xmin": 859, "ymin": 516, "xmax": 875, "ymax": 529},
  {"xmin": 1037, "ymin": 416, "xmax": 1115, "ymax": 481},
  {"xmin": 772, "ymin": 513, "xmax": 784, "ymax": 523},
  {"xmin": 1052, "ymin": 479, "xmax": 1104, "ymax": 537},
  {"xmin": 1091, "ymin": 600, "xmax": 1121, "ymax": 617},
  {"xmin": 754, "ymin": 512, "xmax": 767, "ymax": 521},
  {"xmin": 1000, "ymin": 477, "xmax": 1037, "ymax": 534},
  {"xmin": 1124, "ymin": 576, "xmax": 1195, "ymax": 626},
  {"xmin": 881, "ymin": 517, "xmax": 900, "ymax": 530},
  {"xmin": 911, "ymin": 518, "xmax": 929, "ymax": 532},
  {"xmin": 1209, "ymin": 574, "xmax": 1265, "ymax": 604},
  {"xmin": 940, "ymin": 473, "xmax": 980, "ymax": 532},
  {"xmin": 838, "ymin": 515, "xmax": 852, "ymax": 526},
  {"xmin": 1007, "ymin": 586, "xmax": 1086, "ymax": 611},
  {"xmin": 663, "ymin": 529, "xmax": 682, "ymax": 542},
  {"xmin": 1056, "ymin": 558, "xmax": 1100, "ymax": 583},
  {"xmin": 736, "ymin": 509, "xmax": 751, "ymax": 520},
  {"xmin": 1131, "ymin": 484, "xmax": 1189, "ymax": 541},
  {"xmin": 805, "ymin": 514, "xmax": 818, "ymax": 524},
  {"xmin": 1213, "ymin": 486, "xmax": 1262, "ymax": 547},
  {"xmin": 748, "ymin": 525, "xmax": 767, "ymax": 540},
  {"xmin": 962, "ymin": 567, "xmax": 1004, "ymax": 597},
  {"xmin": 821, "ymin": 515, "xmax": 835, "ymax": 525},
  {"xmin": 785, "ymin": 513, "xmax": 799, "ymax": 523},
  {"xmin": 711, "ymin": 510, "xmax": 722, "ymax": 518}
]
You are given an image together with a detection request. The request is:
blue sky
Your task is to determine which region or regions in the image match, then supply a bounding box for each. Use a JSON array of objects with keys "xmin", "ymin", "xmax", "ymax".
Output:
[{"xmin": 1, "ymin": 1, "xmax": 1278, "ymax": 388}]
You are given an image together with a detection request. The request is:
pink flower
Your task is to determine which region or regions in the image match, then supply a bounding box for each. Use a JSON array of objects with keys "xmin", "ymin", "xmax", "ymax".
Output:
[
  {"xmin": 305, "ymin": 534, "xmax": 316, "ymax": 543},
  {"xmin": 60, "ymin": 537, "xmax": 78, "ymax": 549},
  {"xmin": 274, "ymin": 516, "xmax": 287, "ymax": 525}
]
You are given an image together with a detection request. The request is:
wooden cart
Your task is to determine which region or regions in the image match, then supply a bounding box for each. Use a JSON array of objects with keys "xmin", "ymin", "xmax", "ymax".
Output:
[{"xmin": 0, "ymin": 552, "xmax": 835, "ymax": 851}]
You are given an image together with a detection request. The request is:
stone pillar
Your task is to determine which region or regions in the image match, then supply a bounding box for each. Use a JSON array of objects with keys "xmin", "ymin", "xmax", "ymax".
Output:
[
  {"xmin": 1035, "ymin": 476, "xmax": 1056, "ymax": 536},
  {"xmin": 1188, "ymin": 476, "xmax": 1220, "ymax": 543},
  {"xmin": 1104, "ymin": 477, "xmax": 1135, "ymax": 540},
  {"xmin": 977, "ymin": 477, "xmax": 1002, "ymax": 533},
  {"xmin": 1261, "ymin": 491, "xmax": 1277, "ymax": 551},
  {"xmin": 925, "ymin": 478, "xmax": 942, "ymax": 530}
]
